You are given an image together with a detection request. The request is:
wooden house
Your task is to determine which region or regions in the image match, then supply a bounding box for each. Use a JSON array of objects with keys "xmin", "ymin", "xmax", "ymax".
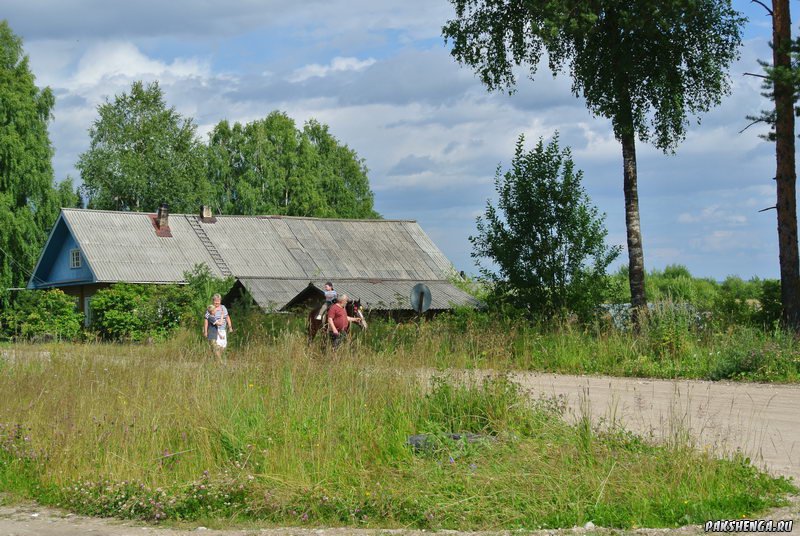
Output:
[{"xmin": 28, "ymin": 206, "xmax": 478, "ymax": 320}]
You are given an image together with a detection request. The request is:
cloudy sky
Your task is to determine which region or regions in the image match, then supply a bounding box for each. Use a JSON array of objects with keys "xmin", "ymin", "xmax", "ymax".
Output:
[{"xmin": 3, "ymin": 1, "xmax": 786, "ymax": 279}]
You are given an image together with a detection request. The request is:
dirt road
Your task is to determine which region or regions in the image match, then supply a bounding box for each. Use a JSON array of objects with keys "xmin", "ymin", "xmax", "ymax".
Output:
[
  {"xmin": 507, "ymin": 372, "xmax": 800, "ymax": 481},
  {"xmin": 1, "ymin": 373, "xmax": 798, "ymax": 535}
]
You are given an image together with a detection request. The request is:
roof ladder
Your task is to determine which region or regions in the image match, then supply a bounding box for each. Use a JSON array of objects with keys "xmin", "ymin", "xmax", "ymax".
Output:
[{"xmin": 186, "ymin": 215, "xmax": 232, "ymax": 278}]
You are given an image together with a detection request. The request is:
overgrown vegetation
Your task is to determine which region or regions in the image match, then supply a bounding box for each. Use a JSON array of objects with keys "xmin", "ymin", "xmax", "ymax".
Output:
[
  {"xmin": 0, "ymin": 344, "xmax": 792, "ymax": 529},
  {"xmin": 90, "ymin": 265, "xmax": 233, "ymax": 342},
  {"xmin": 0, "ymin": 289, "xmax": 82, "ymax": 341},
  {"xmin": 0, "ymin": 265, "xmax": 233, "ymax": 343},
  {"xmin": 471, "ymin": 134, "xmax": 620, "ymax": 320},
  {"xmin": 230, "ymin": 307, "xmax": 800, "ymax": 383}
]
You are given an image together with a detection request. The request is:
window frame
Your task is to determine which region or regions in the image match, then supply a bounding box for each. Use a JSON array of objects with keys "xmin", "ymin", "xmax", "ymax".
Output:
[{"xmin": 70, "ymin": 248, "xmax": 82, "ymax": 269}]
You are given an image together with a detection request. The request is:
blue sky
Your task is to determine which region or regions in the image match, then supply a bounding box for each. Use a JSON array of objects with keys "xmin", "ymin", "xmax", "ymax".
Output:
[{"xmin": 3, "ymin": 1, "xmax": 789, "ymax": 279}]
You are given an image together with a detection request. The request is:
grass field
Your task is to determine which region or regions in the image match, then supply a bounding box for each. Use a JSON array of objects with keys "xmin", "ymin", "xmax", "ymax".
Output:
[
  {"xmin": 236, "ymin": 309, "xmax": 800, "ymax": 383},
  {"xmin": 0, "ymin": 331, "xmax": 794, "ymax": 530}
]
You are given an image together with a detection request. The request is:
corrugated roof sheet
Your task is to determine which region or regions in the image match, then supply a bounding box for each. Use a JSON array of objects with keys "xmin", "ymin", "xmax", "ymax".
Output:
[
  {"xmin": 238, "ymin": 278, "xmax": 478, "ymax": 311},
  {"xmin": 62, "ymin": 210, "xmax": 225, "ymax": 283},
  {"xmin": 200, "ymin": 216, "xmax": 454, "ymax": 280},
  {"xmin": 59, "ymin": 209, "xmax": 456, "ymax": 283},
  {"xmin": 236, "ymin": 278, "xmax": 312, "ymax": 311},
  {"xmin": 51, "ymin": 209, "xmax": 478, "ymax": 311}
]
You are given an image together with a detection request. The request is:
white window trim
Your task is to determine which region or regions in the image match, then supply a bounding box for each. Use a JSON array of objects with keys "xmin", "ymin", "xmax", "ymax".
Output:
[{"xmin": 70, "ymin": 248, "xmax": 82, "ymax": 269}]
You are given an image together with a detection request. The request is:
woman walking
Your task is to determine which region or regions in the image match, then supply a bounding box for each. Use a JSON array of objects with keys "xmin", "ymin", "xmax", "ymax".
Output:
[{"xmin": 203, "ymin": 293, "xmax": 233, "ymax": 359}]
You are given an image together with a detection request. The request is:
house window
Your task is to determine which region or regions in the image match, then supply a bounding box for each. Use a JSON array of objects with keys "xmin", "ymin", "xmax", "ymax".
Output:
[{"xmin": 70, "ymin": 249, "xmax": 81, "ymax": 269}]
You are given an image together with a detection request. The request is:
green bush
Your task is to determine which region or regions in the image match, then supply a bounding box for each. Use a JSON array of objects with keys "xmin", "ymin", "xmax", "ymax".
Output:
[
  {"xmin": 91, "ymin": 283, "xmax": 160, "ymax": 341},
  {"xmin": 754, "ymin": 280, "xmax": 782, "ymax": 327},
  {"xmin": 640, "ymin": 302, "xmax": 697, "ymax": 359},
  {"xmin": 88, "ymin": 265, "xmax": 233, "ymax": 342},
  {"xmin": 1, "ymin": 289, "xmax": 83, "ymax": 341},
  {"xmin": 471, "ymin": 134, "xmax": 620, "ymax": 321}
]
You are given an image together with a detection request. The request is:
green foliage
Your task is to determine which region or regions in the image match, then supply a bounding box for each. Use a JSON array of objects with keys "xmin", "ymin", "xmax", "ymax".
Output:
[
  {"xmin": 89, "ymin": 266, "xmax": 233, "ymax": 342},
  {"xmin": 0, "ymin": 289, "xmax": 82, "ymax": 341},
  {"xmin": 607, "ymin": 265, "xmax": 783, "ymax": 329},
  {"xmin": 90, "ymin": 284, "xmax": 164, "ymax": 342},
  {"xmin": 471, "ymin": 134, "xmax": 620, "ymax": 320},
  {"xmin": 756, "ymin": 280, "xmax": 783, "ymax": 327},
  {"xmin": 55, "ymin": 177, "xmax": 82, "ymax": 208},
  {"xmin": 708, "ymin": 328, "xmax": 800, "ymax": 381},
  {"xmin": 77, "ymin": 81, "xmax": 209, "ymax": 213},
  {"xmin": 443, "ymin": 0, "xmax": 744, "ymax": 311},
  {"xmin": 0, "ymin": 21, "xmax": 62, "ymax": 302},
  {"xmin": 207, "ymin": 112, "xmax": 378, "ymax": 218},
  {"xmin": 182, "ymin": 264, "xmax": 235, "ymax": 313},
  {"xmin": 745, "ymin": 36, "xmax": 800, "ymax": 142},
  {"xmin": 443, "ymin": 0, "xmax": 744, "ymax": 150}
]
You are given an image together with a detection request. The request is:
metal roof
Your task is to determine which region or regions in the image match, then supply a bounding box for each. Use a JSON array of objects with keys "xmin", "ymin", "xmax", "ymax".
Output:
[
  {"xmin": 39, "ymin": 210, "xmax": 476, "ymax": 311},
  {"xmin": 239, "ymin": 278, "xmax": 480, "ymax": 312},
  {"xmin": 234, "ymin": 278, "xmax": 313, "ymax": 311},
  {"xmin": 61, "ymin": 209, "xmax": 225, "ymax": 283},
  {"xmin": 201, "ymin": 216, "xmax": 454, "ymax": 280}
]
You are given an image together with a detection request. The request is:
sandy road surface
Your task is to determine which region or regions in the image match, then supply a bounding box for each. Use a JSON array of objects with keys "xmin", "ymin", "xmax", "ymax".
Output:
[
  {"xmin": 505, "ymin": 372, "xmax": 800, "ymax": 481},
  {"xmin": 1, "ymin": 373, "xmax": 799, "ymax": 535}
]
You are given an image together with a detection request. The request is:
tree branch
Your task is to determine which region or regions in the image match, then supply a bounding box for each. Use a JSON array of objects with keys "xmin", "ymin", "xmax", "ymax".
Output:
[
  {"xmin": 744, "ymin": 72, "xmax": 769, "ymax": 79},
  {"xmin": 739, "ymin": 119, "xmax": 765, "ymax": 134},
  {"xmin": 759, "ymin": 205, "xmax": 778, "ymax": 212},
  {"xmin": 750, "ymin": 0, "xmax": 773, "ymax": 16}
]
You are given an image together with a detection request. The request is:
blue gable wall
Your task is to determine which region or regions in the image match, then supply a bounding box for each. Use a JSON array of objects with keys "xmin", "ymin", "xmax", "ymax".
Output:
[{"xmin": 29, "ymin": 218, "xmax": 94, "ymax": 289}]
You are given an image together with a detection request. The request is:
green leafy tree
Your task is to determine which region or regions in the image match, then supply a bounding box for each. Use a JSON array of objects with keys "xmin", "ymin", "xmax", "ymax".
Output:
[
  {"xmin": 1, "ymin": 289, "xmax": 83, "ymax": 341},
  {"xmin": 303, "ymin": 120, "xmax": 377, "ymax": 218},
  {"xmin": 78, "ymin": 80, "xmax": 209, "ymax": 213},
  {"xmin": 0, "ymin": 21, "xmax": 61, "ymax": 301},
  {"xmin": 207, "ymin": 112, "xmax": 378, "ymax": 218},
  {"xmin": 471, "ymin": 134, "xmax": 620, "ymax": 320},
  {"xmin": 443, "ymin": 0, "xmax": 744, "ymax": 319},
  {"xmin": 55, "ymin": 177, "xmax": 82, "ymax": 208}
]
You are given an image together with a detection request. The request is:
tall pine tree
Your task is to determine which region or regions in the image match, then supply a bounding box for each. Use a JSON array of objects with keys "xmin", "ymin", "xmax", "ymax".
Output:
[{"xmin": 0, "ymin": 20, "xmax": 61, "ymax": 302}]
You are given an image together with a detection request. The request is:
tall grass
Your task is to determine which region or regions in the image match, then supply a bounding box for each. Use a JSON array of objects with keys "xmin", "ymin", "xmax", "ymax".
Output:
[
  {"xmin": 230, "ymin": 307, "xmax": 800, "ymax": 382},
  {"xmin": 0, "ymin": 338, "xmax": 793, "ymax": 529}
]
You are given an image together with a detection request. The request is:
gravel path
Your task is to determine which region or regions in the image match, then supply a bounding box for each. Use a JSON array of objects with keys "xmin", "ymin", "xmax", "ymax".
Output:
[
  {"xmin": 1, "ymin": 373, "xmax": 798, "ymax": 535},
  {"xmin": 506, "ymin": 372, "xmax": 800, "ymax": 481}
]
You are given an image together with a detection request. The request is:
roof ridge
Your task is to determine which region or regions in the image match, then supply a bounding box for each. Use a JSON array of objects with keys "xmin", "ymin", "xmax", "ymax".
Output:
[
  {"xmin": 236, "ymin": 276, "xmax": 454, "ymax": 282},
  {"xmin": 61, "ymin": 208, "xmax": 415, "ymax": 223}
]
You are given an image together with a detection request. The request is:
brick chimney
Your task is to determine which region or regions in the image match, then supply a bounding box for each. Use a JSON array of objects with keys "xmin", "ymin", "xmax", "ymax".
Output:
[
  {"xmin": 151, "ymin": 203, "xmax": 172, "ymax": 237},
  {"xmin": 156, "ymin": 203, "xmax": 169, "ymax": 229},
  {"xmin": 200, "ymin": 205, "xmax": 216, "ymax": 223}
]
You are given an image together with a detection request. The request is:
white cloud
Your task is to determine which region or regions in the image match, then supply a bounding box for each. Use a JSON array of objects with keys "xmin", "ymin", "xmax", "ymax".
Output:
[
  {"xmin": 69, "ymin": 42, "xmax": 209, "ymax": 89},
  {"xmin": 677, "ymin": 205, "xmax": 748, "ymax": 225},
  {"xmin": 289, "ymin": 56, "xmax": 376, "ymax": 83}
]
